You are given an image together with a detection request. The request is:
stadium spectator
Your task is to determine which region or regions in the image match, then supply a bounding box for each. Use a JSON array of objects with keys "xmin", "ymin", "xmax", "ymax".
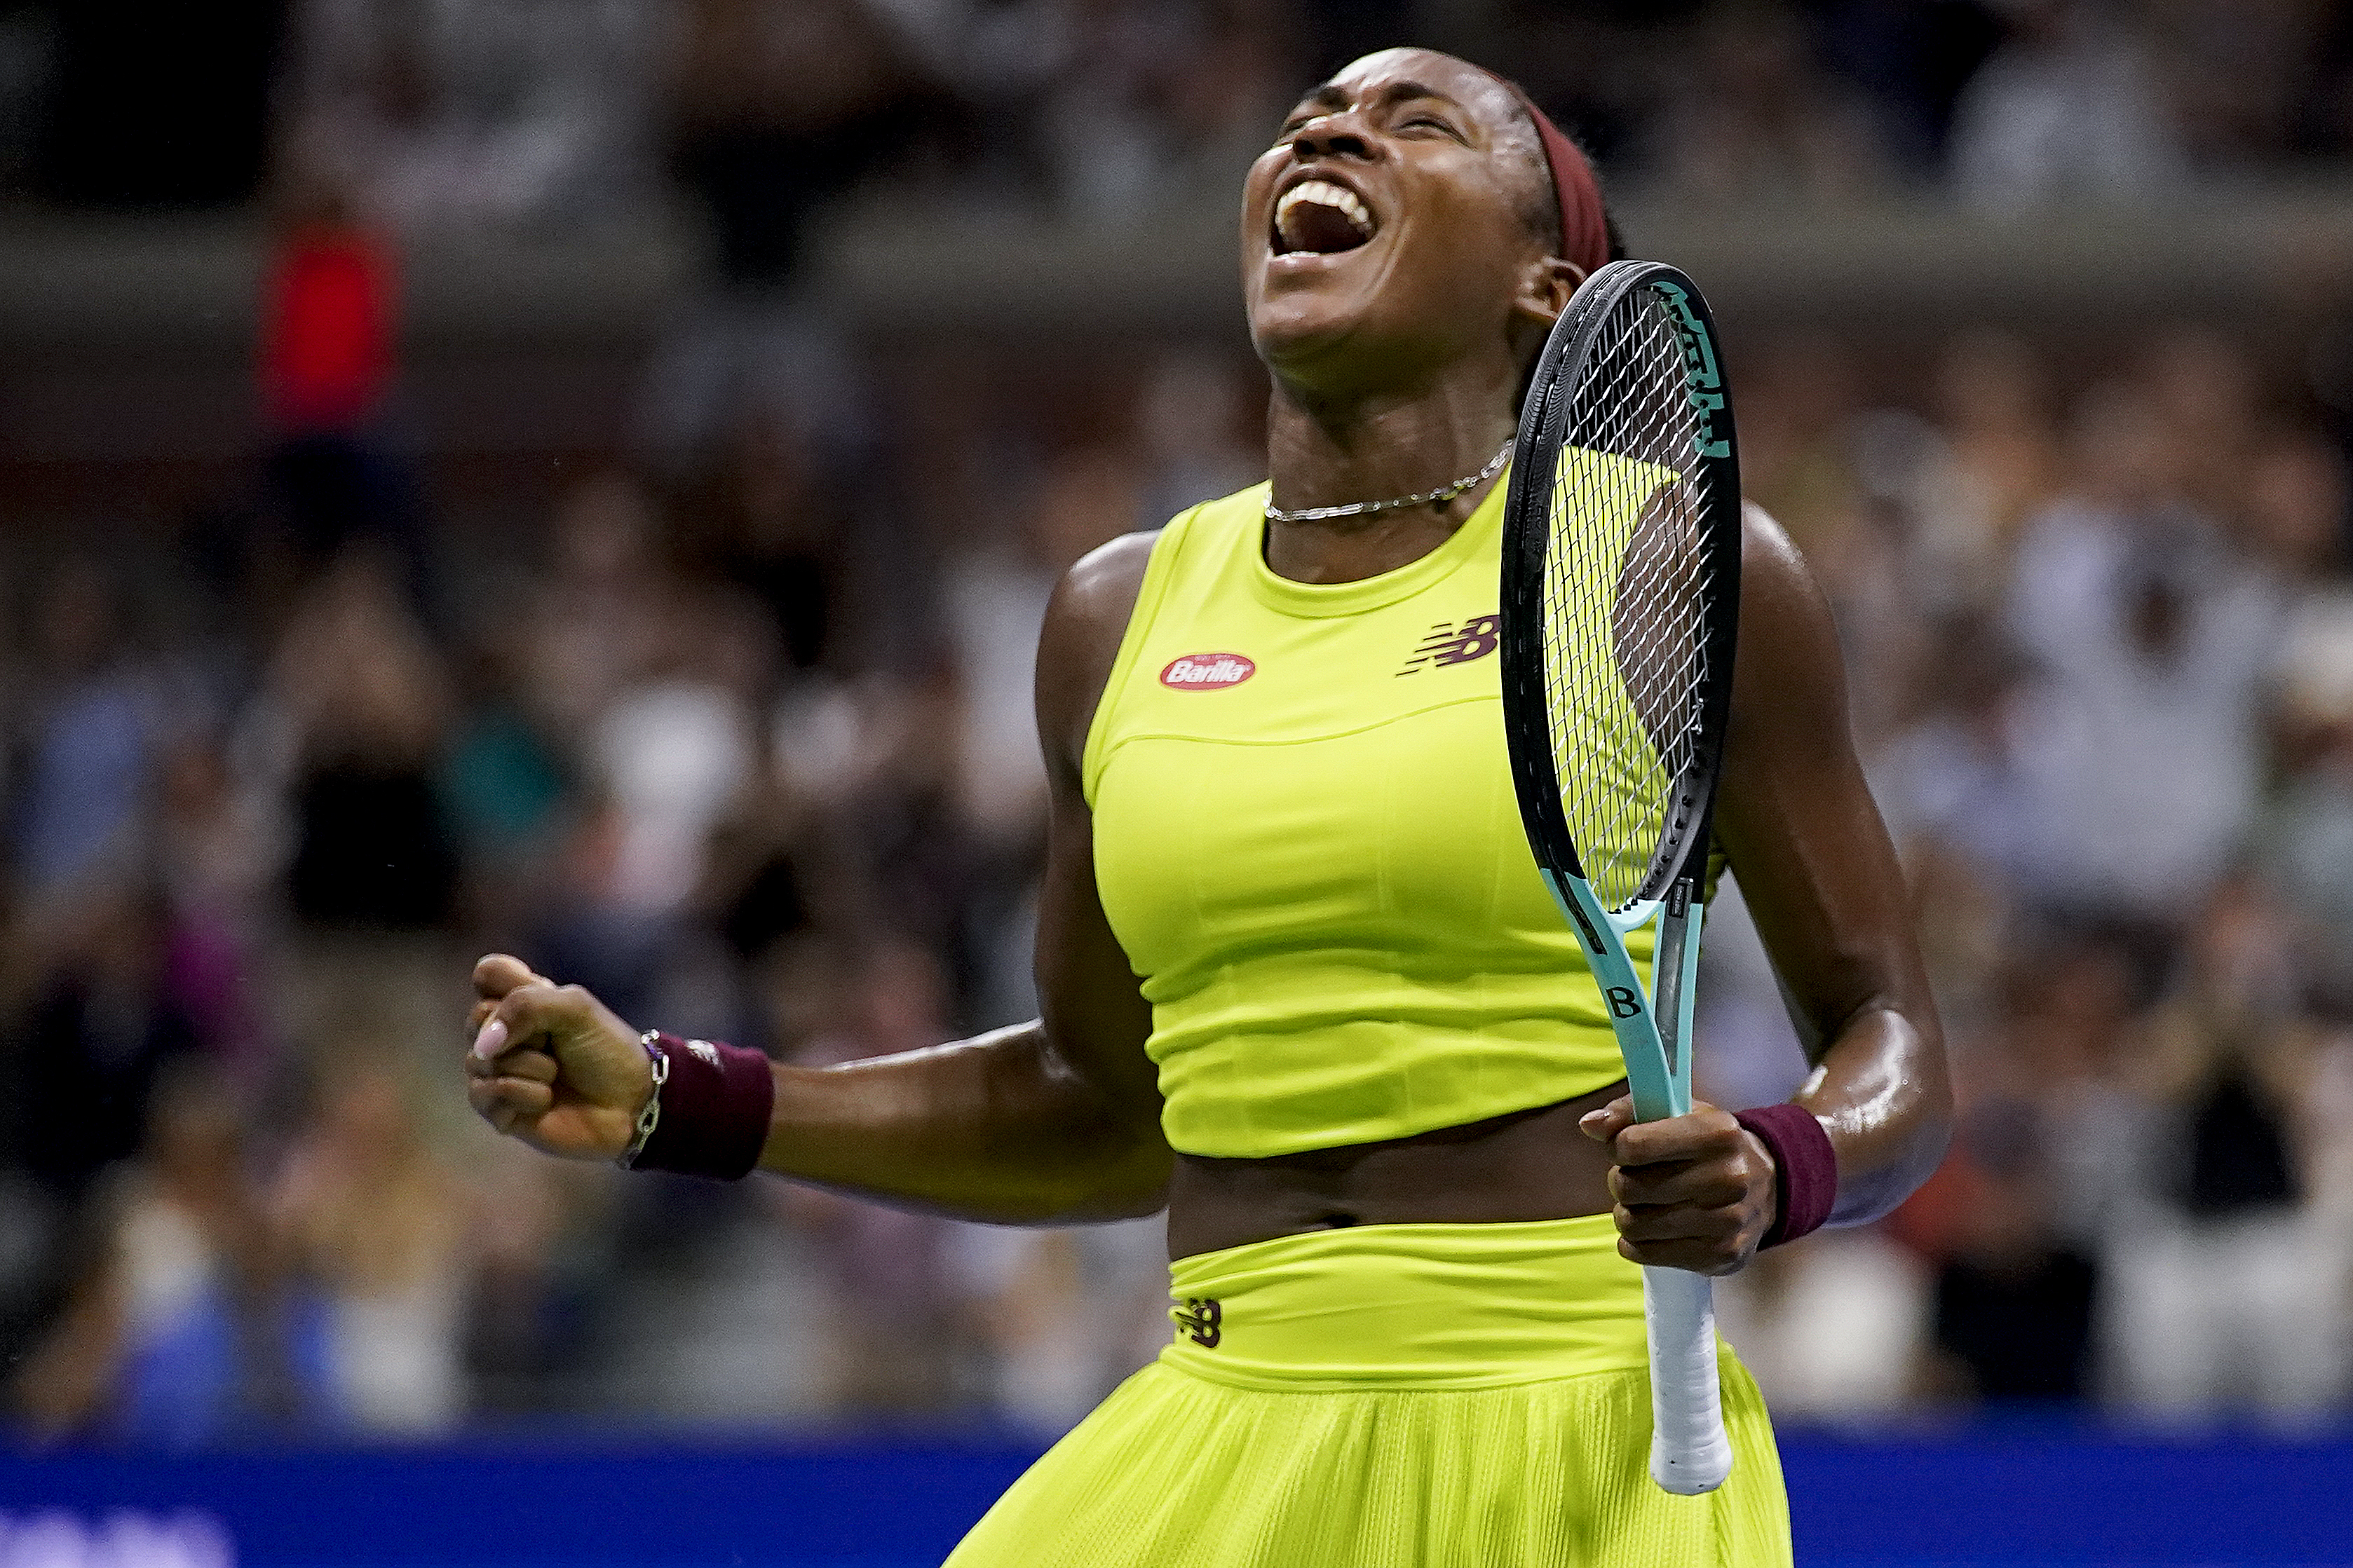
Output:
[
  {"xmin": 2249, "ymin": 430, "xmax": 2353, "ymax": 1014},
  {"xmin": 775, "ymin": 941, "xmax": 960, "ymax": 1412},
  {"xmin": 643, "ymin": 0, "xmax": 942, "ymax": 465},
  {"xmin": 519, "ymin": 473, "xmax": 671, "ymax": 737},
  {"xmin": 276, "ymin": 1061, "xmax": 472, "ymax": 1431},
  {"xmin": 1651, "ymin": 1, "xmax": 1892, "ymax": 202},
  {"xmin": 1915, "ymin": 332, "xmax": 2065, "ymax": 609},
  {"xmin": 253, "ymin": 146, "xmax": 435, "ymax": 616},
  {"xmin": 589, "ymin": 587, "xmax": 764, "ymax": 920},
  {"xmin": 8, "ymin": 882, "xmax": 199, "ymax": 1208},
  {"xmin": 12, "ymin": 1065, "xmax": 337, "ymax": 1443},
  {"xmin": 947, "ymin": 1213, "xmax": 1169, "ymax": 1436},
  {"xmin": 1871, "ymin": 613, "xmax": 2035, "ymax": 891},
  {"xmin": 270, "ymin": 552, "xmax": 459, "ymax": 936},
  {"xmin": 280, "ymin": 0, "xmax": 659, "ymax": 233},
  {"xmin": 1927, "ymin": 1110, "xmax": 2098, "ymax": 1403},
  {"xmin": 2003, "ymin": 383, "xmax": 2284, "ymax": 928},
  {"xmin": 9, "ymin": 561, "xmax": 159, "ymax": 901},
  {"xmin": 2100, "ymin": 874, "xmax": 2351, "ymax": 1417},
  {"xmin": 438, "ymin": 631, "xmax": 575, "ymax": 889},
  {"xmin": 252, "ymin": 550, "xmax": 462, "ymax": 1117},
  {"xmin": 946, "ymin": 443, "xmax": 1146, "ymax": 847},
  {"xmin": 153, "ymin": 735, "xmax": 273, "ymax": 1083},
  {"xmin": 1948, "ymin": 0, "xmax": 2184, "ymax": 207}
]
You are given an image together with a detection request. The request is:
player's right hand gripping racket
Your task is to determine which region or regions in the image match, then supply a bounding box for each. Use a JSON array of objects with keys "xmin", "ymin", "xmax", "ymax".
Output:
[{"xmin": 1499, "ymin": 260, "xmax": 1743, "ymax": 1496}]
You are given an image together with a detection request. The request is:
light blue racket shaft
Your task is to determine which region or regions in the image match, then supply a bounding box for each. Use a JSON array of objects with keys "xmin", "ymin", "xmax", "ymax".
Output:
[
  {"xmin": 1542, "ymin": 870, "xmax": 1732, "ymax": 1496},
  {"xmin": 1642, "ymin": 882, "xmax": 1730, "ymax": 1495}
]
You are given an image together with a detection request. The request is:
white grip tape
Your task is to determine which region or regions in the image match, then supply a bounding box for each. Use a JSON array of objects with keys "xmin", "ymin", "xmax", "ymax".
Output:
[{"xmin": 1643, "ymin": 1264, "xmax": 1734, "ymax": 1495}]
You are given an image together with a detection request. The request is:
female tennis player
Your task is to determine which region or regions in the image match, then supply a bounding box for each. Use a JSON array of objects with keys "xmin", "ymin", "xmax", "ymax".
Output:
[{"xmin": 463, "ymin": 47, "xmax": 1947, "ymax": 1566}]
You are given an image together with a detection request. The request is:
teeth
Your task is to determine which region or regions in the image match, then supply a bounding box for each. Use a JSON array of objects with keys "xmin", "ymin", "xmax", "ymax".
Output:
[{"xmin": 1276, "ymin": 179, "xmax": 1374, "ymax": 242}]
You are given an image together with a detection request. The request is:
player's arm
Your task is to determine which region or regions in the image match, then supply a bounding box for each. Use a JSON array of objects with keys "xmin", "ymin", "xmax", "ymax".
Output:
[
  {"xmin": 1707, "ymin": 503, "xmax": 1951, "ymax": 1225},
  {"xmin": 464, "ymin": 536, "xmax": 1172, "ymax": 1225},
  {"xmin": 1585, "ymin": 504, "xmax": 1950, "ymax": 1273}
]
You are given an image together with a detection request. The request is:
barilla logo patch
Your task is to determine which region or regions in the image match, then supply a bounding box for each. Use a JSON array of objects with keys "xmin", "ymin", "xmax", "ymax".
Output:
[{"xmin": 1160, "ymin": 653, "xmax": 1256, "ymax": 690}]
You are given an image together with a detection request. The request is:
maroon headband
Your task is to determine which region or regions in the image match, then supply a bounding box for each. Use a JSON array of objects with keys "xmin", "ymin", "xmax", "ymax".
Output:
[{"xmin": 1487, "ymin": 74, "xmax": 1611, "ymax": 280}]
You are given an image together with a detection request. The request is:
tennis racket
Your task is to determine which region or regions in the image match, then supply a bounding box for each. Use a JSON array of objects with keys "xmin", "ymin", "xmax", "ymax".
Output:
[{"xmin": 1499, "ymin": 259, "xmax": 1743, "ymax": 1496}]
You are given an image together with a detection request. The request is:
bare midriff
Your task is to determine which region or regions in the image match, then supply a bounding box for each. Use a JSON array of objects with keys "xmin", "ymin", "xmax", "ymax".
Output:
[{"xmin": 1164, "ymin": 1081, "xmax": 1625, "ymax": 1259}]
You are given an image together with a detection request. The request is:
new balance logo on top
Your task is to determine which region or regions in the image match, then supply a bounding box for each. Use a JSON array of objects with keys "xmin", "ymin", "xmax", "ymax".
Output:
[
  {"xmin": 1172, "ymin": 1296, "xmax": 1223, "ymax": 1348},
  {"xmin": 1397, "ymin": 615, "xmax": 1500, "ymax": 675},
  {"xmin": 1161, "ymin": 653, "xmax": 1256, "ymax": 690}
]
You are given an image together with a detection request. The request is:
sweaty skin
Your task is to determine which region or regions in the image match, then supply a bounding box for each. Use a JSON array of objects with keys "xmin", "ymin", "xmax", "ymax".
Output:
[{"xmin": 466, "ymin": 48, "xmax": 1948, "ymax": 1277}]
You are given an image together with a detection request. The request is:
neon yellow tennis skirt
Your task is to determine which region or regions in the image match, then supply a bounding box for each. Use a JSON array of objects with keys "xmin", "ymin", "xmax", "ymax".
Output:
[{"xmin": 944, "ymin": 1214, "xmax": 1791, "ymax": 1567}]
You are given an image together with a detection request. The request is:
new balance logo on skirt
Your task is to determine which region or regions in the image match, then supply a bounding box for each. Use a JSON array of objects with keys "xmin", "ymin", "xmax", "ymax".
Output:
[
  {"xmin": 1172, "ymin": 1297, "xmax": 1222, "ymax": 1348},
  {"xmin": 1161, "ymin": 653, "xmax": 1256, "ymax": 689}
]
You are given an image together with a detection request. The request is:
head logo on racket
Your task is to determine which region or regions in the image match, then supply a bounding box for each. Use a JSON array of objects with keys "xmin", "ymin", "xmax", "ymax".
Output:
[{"xmin": 1657, "ymin": 280, "xmax": 1732, "ymax": 460}]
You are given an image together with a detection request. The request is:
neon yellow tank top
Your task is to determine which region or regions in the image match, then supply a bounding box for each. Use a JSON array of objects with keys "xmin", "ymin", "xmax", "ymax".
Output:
[{"xmin": 1084, "ymin": 474, "xmax": 1644, "ymax": 1159}]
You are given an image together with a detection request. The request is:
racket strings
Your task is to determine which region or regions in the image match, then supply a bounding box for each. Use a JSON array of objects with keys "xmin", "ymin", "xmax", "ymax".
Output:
[{"xmin": 1540, "ymin": 288, "xmax": 1724, "ymax": 913}]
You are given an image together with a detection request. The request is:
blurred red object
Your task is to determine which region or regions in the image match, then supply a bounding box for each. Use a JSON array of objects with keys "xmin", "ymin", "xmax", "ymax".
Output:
[
  {"xmin": 261, "ymin": 219, "xmax": 398, "ymax": 432},
  {"xmin": 1881, "ymin": 1143, "xmax": 1984, "ymax": 1266}
]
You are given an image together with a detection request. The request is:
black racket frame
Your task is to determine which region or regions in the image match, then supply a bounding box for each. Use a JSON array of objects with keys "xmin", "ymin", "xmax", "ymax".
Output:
[{"xmin": 1499, "ymin": 259, "xmax": 1744, "ymax": 908}]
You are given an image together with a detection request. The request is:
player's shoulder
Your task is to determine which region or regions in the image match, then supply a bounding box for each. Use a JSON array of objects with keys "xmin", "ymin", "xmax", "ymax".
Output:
[
  {"xmin": 1050, "ymin": 529, "xmax": 1162, "ymax": 641},
  {"xmin": 1737, "ymin": 500, "xmax": 1831, "ymax": 620},
  {"xmin": 1738, "ymin": 500, "xmax": 1805, "ymax": 578},
  {"xmin": 1038, "ymin": 529, "xmax": 1164, "ymax": 778},
  {"xmin": 1731, "ymin": 500, "xmax": 1849, "ymax": 708},
  {"xmin": 1046, "ymin": 484, "xmax": 1258, "ymax": 628},
  {"xmin": 1046, "ymin": 482, "xmax": 1267, "ymax": 653}
]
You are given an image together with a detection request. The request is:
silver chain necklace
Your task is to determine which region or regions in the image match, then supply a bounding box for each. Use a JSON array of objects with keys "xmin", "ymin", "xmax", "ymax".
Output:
[{"xmin": 1263, "ymin": 441, "xmax": 1512, "ymax": 525}]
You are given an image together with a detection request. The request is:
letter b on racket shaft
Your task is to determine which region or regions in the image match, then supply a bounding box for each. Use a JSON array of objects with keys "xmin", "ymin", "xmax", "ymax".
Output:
[{"xmin": 1499, "ymin": 260, "xmax": 1744, "ymax": 1495}]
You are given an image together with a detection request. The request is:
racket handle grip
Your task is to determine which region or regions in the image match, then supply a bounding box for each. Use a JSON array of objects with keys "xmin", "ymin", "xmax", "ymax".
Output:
[{"xmin": 1642, "ymin": 1264, "xmax": 1735, "ymax": 1495}]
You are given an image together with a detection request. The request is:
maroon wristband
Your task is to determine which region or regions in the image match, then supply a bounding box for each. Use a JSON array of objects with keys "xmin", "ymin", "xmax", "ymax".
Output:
[
  {"xmin": 626, "ymin": 1032, "xmax": 775, "ymax": 1181},
  {"xmin": 1734, "ymin": 1103, "xmax": 1837, "ymax": 1249}
]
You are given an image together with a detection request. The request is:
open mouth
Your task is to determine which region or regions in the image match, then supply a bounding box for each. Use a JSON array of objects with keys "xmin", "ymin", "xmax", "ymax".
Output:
[{"xmin": 1272, "ymin": 179, "xmax": 1376, "ymax": 257}]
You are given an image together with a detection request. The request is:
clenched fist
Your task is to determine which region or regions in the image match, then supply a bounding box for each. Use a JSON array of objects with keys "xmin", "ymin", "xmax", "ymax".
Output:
[
  {"xmin": 463, "ymin": 955, "xmax": 654, "ymax": 1162},
  {"xmin": 1580, "ymin": 1096, "xmax": 1779, "ymax": 1275}
]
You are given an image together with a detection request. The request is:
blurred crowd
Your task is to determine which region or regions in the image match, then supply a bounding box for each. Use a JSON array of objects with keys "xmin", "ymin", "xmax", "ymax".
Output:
[
  {"xmin": 1700, "ymin": 324, "xmax": 2353, "ymax": 1425},
  {"xmin": 11, "ymin": 1, "xmax": 2353, "ymax": 229},
  {"xmin": 6, "ymin": 0, "xmax": 2353, "ymax": 1447}
]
